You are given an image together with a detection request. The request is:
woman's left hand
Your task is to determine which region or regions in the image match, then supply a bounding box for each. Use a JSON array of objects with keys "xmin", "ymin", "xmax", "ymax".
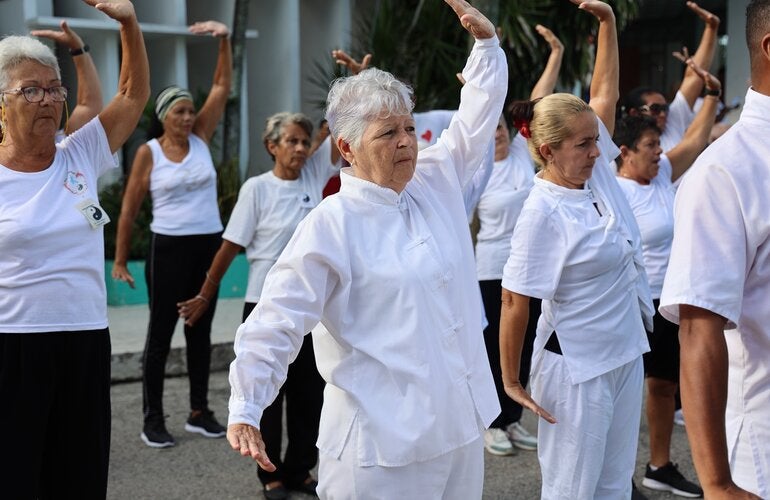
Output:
[
  {"xmin": 189, "ymin": 20, "xmax": 230, "ymax": 38},
  {"xmin": 227, "ymin": 423, "xmax": 276, "ymax": 472},
  {"xmin": 177, "ymin": 295, "xmax": 210, "ymax": 327},
  {"xmin": 81, "ymin": 0, "xmax": 137, "ymax": 23},
  {"xmin": 570, "ymin": 0, "xmax": 614, "ymax": 23},
  {"xmin": 444, "ymin": 0, "xmax": 495, "ymax": 40}
]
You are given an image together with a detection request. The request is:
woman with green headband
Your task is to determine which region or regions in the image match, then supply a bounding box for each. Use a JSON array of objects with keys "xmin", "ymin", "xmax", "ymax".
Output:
[{"xmin": 112, "ymin": 19, "xmax": 232, "ymax": 449}]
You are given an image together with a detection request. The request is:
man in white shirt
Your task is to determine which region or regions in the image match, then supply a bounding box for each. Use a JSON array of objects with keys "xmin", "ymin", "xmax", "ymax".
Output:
[{"xmin": 659, "ymin": 1, "xmax": 770, "ymax": 498}]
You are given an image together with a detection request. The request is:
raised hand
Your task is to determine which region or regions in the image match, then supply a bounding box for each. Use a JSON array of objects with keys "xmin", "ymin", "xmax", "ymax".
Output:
[
  {"xmin": 504, "ymin": 381, "xmax": 558, "ymax": 424},
  {"xmin": 687, "ymin": 1, "xmax": 720, "ymax": 29},
  {"xmin": 570, "ymin": 0, "xmax": 614, "ymax": 23},
  {"xmin": 535, "ymin": 24, "xmax": 563, "ymax": 52},
  {"xmin": 31, "ymin": 20, "xmax": 84, "ymax": 51},
  {"xmin": 444, "ymin": 0, "xmax": 495, "ymax": 40},
  {"xmin": 227, "ymin": 424, "xmax": 276, "ymax": 471},
  {"xmin": 673, "ymin": 47, "xmax": 721, "ymax": 92},
  {"xmin": 81, "ymin": 0, "xmax": 137, "ymax": 24},
  {"xmin": 189, "ymin": 20, "xmax": 230, "ymax": 38},
  {"xmin": 331, "ymin": 49, "xmax": 372, "ymax": 76}
]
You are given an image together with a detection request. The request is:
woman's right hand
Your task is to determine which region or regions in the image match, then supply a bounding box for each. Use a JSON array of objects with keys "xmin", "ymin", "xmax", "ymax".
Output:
[
  {"xmin": 111, "ymin": 262, "xmax": 135, "ymax": 289},
  {"xmin": 570, "ymin": 0, "xmax": 614, "ymax": 23},
  {"xmin": 504, "ymin": 381, "xmax": 557, "ymax": 424},
  {"xmin": 227, "ymin": 423, "xmax": 276, "ymax": 472},
  {"xmin": 177, "ymin": 295, "xmax": 210, "ymax": 327},
  {"xmin": 535, "ymin": 24, "xmax": 563, "ymax": 53},
  {"xmin": 82, "ymin": 0, "xmax": 137, "ymax": 24}
]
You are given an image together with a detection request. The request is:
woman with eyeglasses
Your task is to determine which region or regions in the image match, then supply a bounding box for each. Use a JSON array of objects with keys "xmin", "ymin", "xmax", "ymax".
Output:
[
  {"xmin": 111, "ymin": 20, "xmax": 232, "ymax": 449},
  {"xmin": 0, "ymin": 0, "xmax": 149, "ymax": 497},
  {"xmin": 613, "ymin": 59, "xmax": 720, "ymax": 498},
  {"xmin": 623, "ymin": 1, "xmax": 720, "ymax": 152}
]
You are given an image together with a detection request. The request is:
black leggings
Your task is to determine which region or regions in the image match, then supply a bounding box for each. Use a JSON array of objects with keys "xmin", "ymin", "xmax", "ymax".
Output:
[
  {"xmin": 479, "ymin": 280, "xmax": 540, "ymax": 428},
  {"xmin": 142, "ymin": 232, "xmax": 221, "ymax": 421},
  {"xmin": 243, "ymin": 303, "xmax": 325, "ymax": 487}
]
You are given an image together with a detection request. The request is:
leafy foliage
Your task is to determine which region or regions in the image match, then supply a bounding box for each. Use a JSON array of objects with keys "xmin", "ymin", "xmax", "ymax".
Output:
[{"xmin": 328, "ymin": 0, "xmax": 638, "ymax": 111}]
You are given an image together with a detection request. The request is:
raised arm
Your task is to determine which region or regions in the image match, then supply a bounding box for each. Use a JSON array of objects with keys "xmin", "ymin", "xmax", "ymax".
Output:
[
  {"xmin": 679, "ymin": 1, "xmax": 720, "ymax": 108},
  {"xmin": 666, "ymin": 54, "xmax": 721, "ymax": 182},
  {"xmin": 577, "ymin": 0, "xmax": 619, "ymax": 135},
  {"xmin": 500, "ymin": 289, "xmax": 557, "ymax": 423},
  {"xmin": 529, "ymin": 25, "xmax": 564, "ymax": 100},
  {"xmin": 31, "ymin": 21, "xmax": 103, "ymax": 134},
  {"xmin": 189, "ymin": 21, "xmax": 232, "ymax": 142},
  {"xmin": 86, "ymin": 0, "xmax": 150, "ymax": 153},
  {"xmin": 111, "ymin": 144, "xmax": 152, "ymax": 288}
]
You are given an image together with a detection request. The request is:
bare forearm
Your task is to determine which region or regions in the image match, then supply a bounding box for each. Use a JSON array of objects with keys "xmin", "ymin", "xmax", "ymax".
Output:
[
  {"xmin": 679, "ymin": 305, "xmax": 734, "ymax": 494},
  {"xmin": 669, "ymin": 95, "xmax": 718, "ymax": 181},
  {"xmin": 589, "ymin": 13, "xmax": 619, "ymax": 133},
  {"xmin": 199, "ymin": 241, "xmax": 242, "ymax": 300},
  {"xmin": 530, "ymin": 49, "xmax": 563, "ymax": 100},
  {"xmin": 213, "ymin": 36, "xmax": 233, "ymax": 89},
  {"xmin": 500, "ymin": 290, "xmax": 530, "ymax": 386}
]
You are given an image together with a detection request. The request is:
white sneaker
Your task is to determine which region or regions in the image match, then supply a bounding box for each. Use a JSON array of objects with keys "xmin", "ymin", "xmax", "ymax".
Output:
[
  {"xmin": 484, "ymin": 428, "xmax": 515, "ymax": 456},
  {"xmin": 506, "ymin": 421, "xmax": 537, "ymax": 451},
  {"xmin": 674, "ymin": 409, "xmax": 685, "ymax": 427}
]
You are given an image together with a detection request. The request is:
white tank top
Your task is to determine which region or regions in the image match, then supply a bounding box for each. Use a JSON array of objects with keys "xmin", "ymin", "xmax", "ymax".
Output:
[{"xmin": 147, "ymin": 134, "xmax": 223, "ymax": 235}]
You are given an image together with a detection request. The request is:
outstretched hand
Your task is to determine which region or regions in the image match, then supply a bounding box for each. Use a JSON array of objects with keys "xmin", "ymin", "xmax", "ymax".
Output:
[
  {"xmin": 31, "ymin": 20, "xmax": 84, "ymax": 51},
  {"xmin": 81, "ymin": 0, "xmax": 137, "ymax": 24},
  {"xmin": 444, "ymin": 0, "xmax": 495, "ymax": 40},
  {"xmin": 331, "ymin": 49, "xmax": 372, "ymax": 76},
  {"xmin": 504, "ymin": 382, "xmax": 557, "ymax": 424},
  {"xmin": 189, "ymin": 20, "xmax": 230, "ymax": 38},
  {"xmin": 686, "ymin": 1, "xmax": 720, "ymax": 29},
  {"xmin": 570, "ymin": 0, "xmax": 614, "ymax": 23},
  {"xmin": 673, "ymin": 47, "xmax": 721, "ymax": 91},
  {"xmin": 535, "ymin": 24, "xmax": 563, "ymax": 53},
  {"xmin": 227, "ymin": 424, "xmax": 276, "ymax": 472}
]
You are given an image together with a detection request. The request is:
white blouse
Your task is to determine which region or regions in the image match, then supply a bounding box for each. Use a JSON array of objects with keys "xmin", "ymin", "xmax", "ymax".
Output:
[{"xmin": 228, "ymin": 36, "xmax": 507, "ymax": 467}]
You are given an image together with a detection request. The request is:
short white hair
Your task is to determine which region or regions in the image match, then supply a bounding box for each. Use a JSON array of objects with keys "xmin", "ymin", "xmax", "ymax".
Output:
[
  {"xmin": 325, "ymin": 67, "xmax": 414, "ymax": 148},
  {"xmin": 0, "ymin": 36, "xmax": 60, "ymax": 91}
]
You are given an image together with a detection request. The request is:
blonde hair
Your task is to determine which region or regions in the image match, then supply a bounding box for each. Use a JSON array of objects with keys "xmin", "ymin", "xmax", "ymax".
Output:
[{"xmin": 510, "ymin": 93, "xmax": 593, "ymax": 170}]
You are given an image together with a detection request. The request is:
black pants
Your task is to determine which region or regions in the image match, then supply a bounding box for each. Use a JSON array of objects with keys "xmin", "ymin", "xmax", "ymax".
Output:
[
  {"xmin": 0, "ymin": 329, "xmax": 111, "ymax": 499},
  {"xmin": 142, "ymin": 232, "xmax": 220, "ymax": 421},
  {"xmin": 479, "ymin": 280, "xmax": 540, "ymax": 428},
  {"xmin": 243, "ymin": 303, "xmax": 325, "ymax": 487}
]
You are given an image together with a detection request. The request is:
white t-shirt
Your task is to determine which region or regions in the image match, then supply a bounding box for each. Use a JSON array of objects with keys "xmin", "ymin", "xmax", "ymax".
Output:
[
  {"xmin": 616, "ymin": 155, "xmax": 675, "ymax": 298},
  {"xmin": 475, "ymin": 134, "xmax": 535, "ymax": 280},
  {"xmin": 660, "ymin": 88, "xmax": 770, "ymax": 498},
  {"xmin": 661, "ymin": 90, "xmax": 695, "ymax": 153},
  {"xmin": 222, "ymin": 138, "xmax": 339, "ymax": 302},
  {"xmin": 502, "ymin": 117, "xmax": 651, "ymax": 384},
  {"xmin": 0, "ymin": 118, "xmax": 117, "ymax": 333},
  {"xmin": 229, "ymin": 36, "xmax": 506, "ymax": 467},
  {"xmin": 147, "ymin": 133, "xmax": 223, "ymax": 236}
]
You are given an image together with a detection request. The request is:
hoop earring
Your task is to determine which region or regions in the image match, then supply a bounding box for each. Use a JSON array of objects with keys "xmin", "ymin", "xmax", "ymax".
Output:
[{"xmin": 63, "ymin": 100, "xmax": 70, "ymax": 135}]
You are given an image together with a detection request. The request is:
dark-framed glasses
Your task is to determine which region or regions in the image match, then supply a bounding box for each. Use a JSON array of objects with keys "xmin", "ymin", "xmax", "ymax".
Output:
[
  {"xmin": 1, "ymin": 86, "xmax": 68, "ymax": 103},
  {"xmin": 639, "ymin": 103, "xmax": 669, "ymax": 115}
]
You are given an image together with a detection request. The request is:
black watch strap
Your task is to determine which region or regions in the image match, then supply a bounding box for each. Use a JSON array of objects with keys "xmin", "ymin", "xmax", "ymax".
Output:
[{"xmin": 70, "ymin": 44, "xmax": 90, "ymax": 56}]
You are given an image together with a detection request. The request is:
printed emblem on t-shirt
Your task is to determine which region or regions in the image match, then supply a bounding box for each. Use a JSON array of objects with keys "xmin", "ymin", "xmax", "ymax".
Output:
[
  {"xmin": 76, "ymin": 198, "xmax": 111, "ymax": 229},
  {"xmin": 421, "ymin": 129, "xmax": 432, "ymax": 143},
  {"xmin": 64, "ymin": 171, "xmax": 87, "ymax": 194},
  {"xmin": 299, "ymin": 193, "xmax": 314, "ymax": 208}
]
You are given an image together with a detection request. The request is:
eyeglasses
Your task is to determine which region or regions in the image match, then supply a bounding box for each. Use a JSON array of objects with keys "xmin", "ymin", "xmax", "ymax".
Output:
[
  {"xmin": 639, "ymin": 103, "xmax": 669, "ymax": 115},
  {"xmin": 1, "ymin": 86, "xmax": 68, "ymax": 103}
]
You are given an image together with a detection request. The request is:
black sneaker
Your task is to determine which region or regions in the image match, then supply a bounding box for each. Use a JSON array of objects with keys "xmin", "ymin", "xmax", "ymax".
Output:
[
  {"xmin": 141, "ymin": 417, "xmax": 175, "ymax": 448},
  {"xmin": 185, "ymin": 409, "xmax": 226, "ymax": 438},
  {"xmin": 642, "ymin": 462, "xmax": 703, "ymax": 498}
]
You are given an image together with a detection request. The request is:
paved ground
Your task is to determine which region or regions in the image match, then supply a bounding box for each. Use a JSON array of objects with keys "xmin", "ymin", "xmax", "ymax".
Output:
[{"xmin": 108, "ymin": 370, "xmax": 699, "ymax": 499}]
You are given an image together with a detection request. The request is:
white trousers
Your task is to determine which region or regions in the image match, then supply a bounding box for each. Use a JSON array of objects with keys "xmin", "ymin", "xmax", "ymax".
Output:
[
  {"xmin": 317, "ymin": 425, "xmax": 484, "ymax": 500},
  {"xmin": 531, "ymin": 351, "xmax": 644, "ymax": 500}
]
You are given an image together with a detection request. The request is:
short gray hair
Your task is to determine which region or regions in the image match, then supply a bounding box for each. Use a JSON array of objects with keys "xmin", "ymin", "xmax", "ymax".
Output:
[
  {"xmin": 262, "ymin": 112, "xmax": 313, "ymax": 159},
  {"xmin": 0, "ymin": 36, "xmax": 60, "ymax": 91},
  {"xmin": 325, "ymin": 67, "xmax": 414, "ymax": 148}
]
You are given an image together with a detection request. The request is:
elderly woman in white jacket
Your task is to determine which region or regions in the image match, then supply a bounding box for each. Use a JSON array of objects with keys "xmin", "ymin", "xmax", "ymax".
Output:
[{"xmin": 225, "ymin": 1, "xmax": 506, "ymax": 498}]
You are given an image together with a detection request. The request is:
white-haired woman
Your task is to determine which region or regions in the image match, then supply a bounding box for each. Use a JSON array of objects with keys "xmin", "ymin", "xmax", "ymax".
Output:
[
  {"xmin": 0, "ymin": 0, "xmax": 149, "ymax": 496},
  {"xmin": 226, "ymin": 1, "xmax": 506, "ymax": 497},
  {"xmin": 500, "ymin": 1, "xmax": 654, "ymax": 498},
  {"xmin": 111, "ymin": 20, "xmax": 231, "ymax": 448},
  {"xmin": 178, "ymin": 111, "xmax": 340, "ymax": 499}
]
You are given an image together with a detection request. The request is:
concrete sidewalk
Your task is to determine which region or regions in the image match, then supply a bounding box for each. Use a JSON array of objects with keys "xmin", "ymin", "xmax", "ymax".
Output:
[{"xmin": 108, "ymin": 298, "xmax": 244, "ymax": 382}]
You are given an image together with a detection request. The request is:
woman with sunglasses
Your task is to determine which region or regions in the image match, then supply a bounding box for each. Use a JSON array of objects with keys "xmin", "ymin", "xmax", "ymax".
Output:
[
  {"xmin": 0, "ymin": 0, "xmax": 149, "ymax": 497},
  {"xmin": 623, "ymin": 1, "xmax": 720, "ymax": 153}
]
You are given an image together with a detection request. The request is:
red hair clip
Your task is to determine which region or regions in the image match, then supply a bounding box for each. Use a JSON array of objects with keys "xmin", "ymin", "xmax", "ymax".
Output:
[{"xmin": 513, "ymin": 118, "xmax": 531, "ymax": 139}]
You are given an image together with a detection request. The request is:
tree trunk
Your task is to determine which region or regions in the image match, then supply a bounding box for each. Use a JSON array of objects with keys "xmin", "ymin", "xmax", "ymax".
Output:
[{"xmin": 222, "ymin": 0, "xmax": 250, "ymax": 173}]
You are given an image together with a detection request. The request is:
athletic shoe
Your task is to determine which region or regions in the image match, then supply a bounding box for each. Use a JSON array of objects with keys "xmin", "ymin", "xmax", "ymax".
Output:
[
  {"xmin": 141, "ymin": 417, "xmax": 176, "ymax": 448},
  {"xmin": 185, "ymin": 409, "xmax": 226, "ymax": 438},
  {"xmin": 642, "ymin": 462, "xmax": 703, "ymax": 498},
  {"xmin": 484, "ymin": 428, "xmax": 516, "ymax": 456},
  {"xmin": 505, "ymin": 421, "xmax": 537, "ymax": 451},
  {"xmin": 674, "ymin": 409, "xmax": 686, "ymax": 426}
]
